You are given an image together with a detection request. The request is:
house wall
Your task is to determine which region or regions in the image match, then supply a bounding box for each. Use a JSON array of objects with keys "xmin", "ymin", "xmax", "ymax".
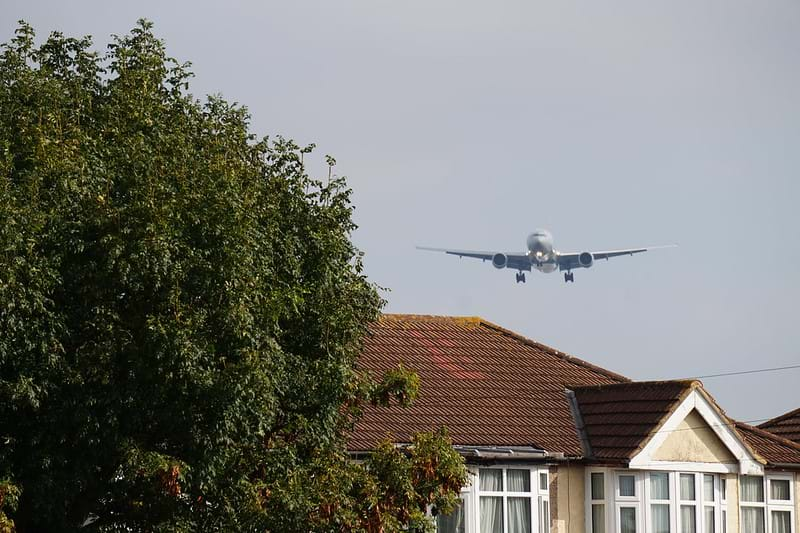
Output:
[
  {"xmin": 551, "ymin": 464, "xmax": 585, "ymax": 533},
  {"xmin": 724, "ymin": 473, "xmax": 739, "ymax": 533},
  {"xmin": 652, "ymin": 410, "xmax": 736, "ymax": 464}
]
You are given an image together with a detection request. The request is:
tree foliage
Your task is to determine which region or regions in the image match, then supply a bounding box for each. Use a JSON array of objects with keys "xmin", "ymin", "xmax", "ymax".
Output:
[{"xmin": 0, "ymin": 21, "xmax": 466, "ymax": 532}]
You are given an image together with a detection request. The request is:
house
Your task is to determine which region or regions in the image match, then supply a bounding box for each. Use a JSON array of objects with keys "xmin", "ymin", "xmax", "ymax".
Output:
[
  {"xmin": 759, "ymin": 409, "xmax": 800, "ymax": 445},
  {"xmin": 350, "ymin": 315, "xmax": 800, "ymax": 533}
]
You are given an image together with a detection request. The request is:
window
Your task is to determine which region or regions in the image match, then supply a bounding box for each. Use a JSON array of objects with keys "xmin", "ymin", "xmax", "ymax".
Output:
[
  {"xmin": 703, "ymin": 475, "xmax": 715, "ymax": 533},
  {"xmin": 741, "ymin": 476, "xmax": 765, "ymax": 533},
  {"xmin": 591, "ymin": 472, "xmax": 607, "ymax": 533},
  {"xmin": 477, "ymin": 467, "xmax": 541, "ymax": 533},
  {"xmin": 590, "ymin": 470, "xmax": 729, "ymax": 533},
  {"xmin": 650, "ymin": 473, "xmax": 670, "ymax": 533},
  {"xmin": 620, "ymin": 507, "xmax": 638, "ymax": 533},
  {"xmin": 679, "ymin": 474, "xmax": 698, "ymax": 533},
  {"xmin": 538, "ymin": 470, "xmax": 550, "ymax": 533},
  {"xmin": 619, "ymin": 475, "xmax": 637, "ymax": 498},
  {"xmin": 721, "ymin": 475, "xmax": 727, "ymax": 533},
  {"xmin": 766, "ymin": 475, "xmax": 794, "ymax": 533},
  {"xmin": 437, "ymin": 495, "xmax": 468, "ymax": 533}
]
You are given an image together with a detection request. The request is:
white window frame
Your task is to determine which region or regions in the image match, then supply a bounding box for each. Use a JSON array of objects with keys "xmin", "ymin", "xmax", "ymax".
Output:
[
  {"xmin": 678, "ymin": 473, "xmax": 700, "ymax": 533},
  {"xmin": 739, "ymin": 475, "xmax": 774, "ymax": 533},
  {"xmin": 766, "ymin": 474, "xmax": 794, "ymax": 533},
  {"xmin": 467, "ymin": 465, "xmax": 549, "ymax": 533},
  {"xmin": 586, "ymin": 469, "xmax": 726, "ymax": 533},
  {"xmin": 645, "ymin": 471, "xmax": 674, "ymax": 533},
  {"xmin": 588, "ymin": 469, "xmax": 612, "ymax": 533}
]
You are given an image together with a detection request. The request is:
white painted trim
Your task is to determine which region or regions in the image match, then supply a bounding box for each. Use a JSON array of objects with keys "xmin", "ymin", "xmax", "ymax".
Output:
[
  {"xmin": 628, "ymin": 389, "xmax": 763, "ymax": 475},
  {"xmin": 631, "ymin": 461, "xmax": 739, "ymax": 474}
]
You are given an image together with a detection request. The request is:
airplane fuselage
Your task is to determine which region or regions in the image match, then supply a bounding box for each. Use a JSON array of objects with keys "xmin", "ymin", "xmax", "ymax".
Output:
[{"xmin": 526, "ymin": 229, "xmax": 559, "ymax": 273}]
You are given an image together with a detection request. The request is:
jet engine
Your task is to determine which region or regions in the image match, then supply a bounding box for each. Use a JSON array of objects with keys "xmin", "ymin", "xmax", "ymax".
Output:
[
  {"xmin": 492, "ymin": 253, "xmax": 508, "ymax": 269},
  {"xmin": 578, "ymin": 252, "xmax": 594, "ymax": 268}
]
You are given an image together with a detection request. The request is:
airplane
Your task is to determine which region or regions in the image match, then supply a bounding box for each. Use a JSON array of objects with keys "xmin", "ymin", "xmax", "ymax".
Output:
[{"xmin": 417, "ymin": 229, "xmax": 676, "ymax": 283}]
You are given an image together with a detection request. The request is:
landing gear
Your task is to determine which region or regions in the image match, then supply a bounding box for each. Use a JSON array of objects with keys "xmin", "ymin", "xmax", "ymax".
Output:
[
  {"xmin": 516, "ymin": 272, "xmax": 526, "ymax": 283},
  {"xmin": 564, "ymin": 272, "xmax": 574, "ymax": 283}
]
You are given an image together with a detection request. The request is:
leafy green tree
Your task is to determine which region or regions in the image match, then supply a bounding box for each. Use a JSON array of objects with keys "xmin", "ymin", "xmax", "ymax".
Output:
[{"xmin": 0, "ymin": 21, "xmax": 466, "ymax": 532}]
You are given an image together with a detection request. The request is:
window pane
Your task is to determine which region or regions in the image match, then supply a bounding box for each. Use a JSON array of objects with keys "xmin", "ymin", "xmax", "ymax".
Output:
[
  {"xmin": 721, "ymin": 477, "xmax": 727, "ymax": 501},
  {"xmin": 704, "ymin": 507, "xmax": 715, "ymax": 533},
  {"xmin": 651, "ymin": 504, "xmax": 670, "ymax": 533},
  {"xmin": 722, "ymin": 510, "xmax": 727, "ymax": 533},
  {"xmin": 507, "ymin": 469, "xmax": 530, "ymax": 492},
  {"xmin": 770, "ymin": 479, "xmax": 790, "ymax": 501},
  {"xmin": 681, "ymin": 506, "xmax": 696, "ymax": 533},
  {"xmin": 592, "ymin": 504, "xmax": 605, "ymax": 533},
  {"xmin": 539, "ymin": 497, "xmax": 550, "ymax": 533},
  {"xmin": 680, "ymin": 474, "xmax": 695, "ymax": 501},
  {"xmin": 540, "ymin": 472, "xmax": 548, "ymax": 492},
  {"xmin": 619, "ymin": 475, "xmax": 636, "ymax": 497},
  {"xmin": 480, "ymin": 496, "xmax": 503, "ymax": 533},
  {"xmin": 620, "ymin": 507, "xmax": 636, "ymax": 533},
  {"xmin": 741, "ymin": 476, "xmax": 764, "ymax": 503},
  {"xmin": 437, "ymin": 500, "xmax": 466, "ymax": 533},
  {"xmin": 704, "ymin": 475, "xmax": 715, "ymax": 502},
  {"xmin": 651, "ymin": 473, "xmax": 670, "ymax": 500},
  {"xmin": 480, "ymin": 469, "xmax": 503, "ymax": 492},
  {"xmin": 591, "ymin": 473, "xmax": 605, "ymax": 500},
  {"xmin": 508, "ymin": 497, "xmax": 532, "ymax": 533},
  {"xmin": 772, "ymin": 511, "xmax": 791, "ymax": 533},
  {"xmin": 741, "ymin": 507, "xmax": 765, "ymax": 533}
]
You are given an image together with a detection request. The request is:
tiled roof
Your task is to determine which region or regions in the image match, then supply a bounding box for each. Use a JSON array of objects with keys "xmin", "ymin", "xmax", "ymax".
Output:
[
  {"xmin": 757, "ymin": 408, "xmax": 800, "ymax": 444},
  {"xmin": 735, "ymin": 422, "xmax": 800, "ymax": 467},
  {"xmin": 350, "ymin": 314, "xmax": 628, "ymax": 454},
  {"xmin": 570, "ymin": 380, "xmax": 696, "ymax": 460}
]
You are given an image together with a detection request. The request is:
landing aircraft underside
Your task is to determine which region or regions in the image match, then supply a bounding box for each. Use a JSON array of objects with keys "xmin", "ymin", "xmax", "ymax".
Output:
[{"xmin": 417, "ymin": 229, "xmax": 674, "ymax": 283}]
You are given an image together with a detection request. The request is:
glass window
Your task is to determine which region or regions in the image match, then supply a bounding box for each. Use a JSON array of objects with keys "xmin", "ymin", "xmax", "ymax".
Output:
[
  {"xmin": 770, "ymin": 479, "xmax": 790, "ymax": 501},
  {"xmin": 652, "ymin": 503, "xmax": 670, "ymax": 533},
  {"xmin": 508, "ymin": 497, "xmax": 531, "ymax": 533},
  {"xmin": 741, "ymin": 476, "xmax": 764, "ymax": 503},
  {"xmin": 540, "ymin": 472, "xmax": 548, "ymax": 492},
  {"xmin": 680, "ymin": 506, "xmax": 696, "ymax": 533},
  {"xmin": 722, "ymin": 510, "xmax": 727, "ymax": 533},
  {"xmin": 651, "ymin": 473, "xmax": 670, "ymax": 500},
  {"xmin": 508, "ymin": 470, "xmax": 530, "ymax": 493},
  {"xmin": 619, "ymin": 475, "xmax": 636, "ymax": 497},
  {"xmin": 741, "ymin": 507, "xmax": 765, "ymax": 533},
  {"xmin": 591, "ymin": 504, "xmax": 605, "ymax": 533},
  {"xmin": 703, "ymin": 475, "xmax": 715, "ymax": 502},
  {"xmin": 620, "ymin": 507, "xmax": 636, "ymax": 533},
  {"xmin": 481, "ymin": 469, "xmax": 503, "ymax": 492},
  {"xmin": 680, "ymin": 474, "xmax": 696, "ymax": 501},
  {"xmin": 771, "ymin": 510, "xmax": 791, "ymax": 533},
  {"xmin": 481, "ymin": 496, "xmax": 503, "ymax": 532},
  {"xmin": 591, "ymin": 472, "xmax": 605, "ymax": 500},
  {"xmin": 704, "ymin": 507, "xmax": 715, "ymax": 533},
  {"xmin": 539, "ymin": 497, "xmax": 549, "ymax": 533},
  {"xmin": 437, "ymin": 500, "xmax": 466, "ymax": 533},
  {"xmin": 720, "ymin": 477, "xmax": 727, "ymax": 501}
]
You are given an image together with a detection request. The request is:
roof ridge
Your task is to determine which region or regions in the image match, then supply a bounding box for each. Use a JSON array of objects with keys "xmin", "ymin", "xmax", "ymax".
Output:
[
  {"xmin": 475, "ymin": 318, "xmax": 631, "ymax": 384},
  {"xmin": 736, "ymin": 420, "xmax": 800, "ymax": 453},
  {"xmin": 758, "ymin": 407, "xmax": 800, "ymax": 430},
  {"xmin": 569, "ymin": 379, "xmax": 700, "ymax": 391}
]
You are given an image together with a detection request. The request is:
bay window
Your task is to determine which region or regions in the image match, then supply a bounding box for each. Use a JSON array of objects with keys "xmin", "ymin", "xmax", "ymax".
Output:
[{"xmin": 589, "ymin": 469, "xmax": 729, "ymax": 533}]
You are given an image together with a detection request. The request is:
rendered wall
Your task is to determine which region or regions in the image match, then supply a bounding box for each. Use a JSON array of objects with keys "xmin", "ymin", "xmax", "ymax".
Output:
[
  {"xmin": 551, "ymin": 464, "xmax": 585, "ymax": 533},
  {"xmin": 652, "ymin": 409, "xmax": 737, "ymax": 464}
]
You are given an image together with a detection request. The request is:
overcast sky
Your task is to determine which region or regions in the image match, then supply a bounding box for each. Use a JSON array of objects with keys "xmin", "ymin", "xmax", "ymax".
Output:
[{"xmin": 4, "ymin": 0, "xmax": 799, "ymax": 424}]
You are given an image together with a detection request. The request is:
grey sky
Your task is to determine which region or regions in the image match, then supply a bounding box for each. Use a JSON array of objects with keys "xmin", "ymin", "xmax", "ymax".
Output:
[{"xmin": 4, "ymin": 1, "xmax": 799, "ymax": 424}]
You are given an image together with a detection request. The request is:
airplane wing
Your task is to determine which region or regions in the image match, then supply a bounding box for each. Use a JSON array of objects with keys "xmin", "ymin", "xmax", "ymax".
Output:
[
  {"xmin": 557, "ymin": 244, "xmax": 677, "ymax": 270},
  {"xmin": 416, "ymin": 246, "xmax": 533, "ymax": 271}
]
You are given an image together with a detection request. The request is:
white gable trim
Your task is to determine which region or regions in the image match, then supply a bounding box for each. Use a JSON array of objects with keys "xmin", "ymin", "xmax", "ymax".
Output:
[{"xmin": 628, "ymin": 388, "xmax": 763, "ymax": 475}]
